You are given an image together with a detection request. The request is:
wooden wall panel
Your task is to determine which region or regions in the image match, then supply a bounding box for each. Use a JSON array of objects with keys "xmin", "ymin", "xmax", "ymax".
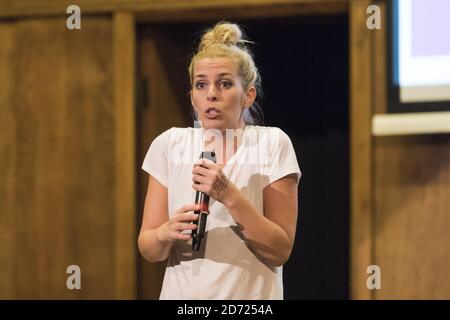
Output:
[
  {"xmin": 62, "ymin": 16, "xmax": 116, "ymax": 300},
  {"xmin": 349, "ymin": 0, "xmax": 374, "ymax": 300},
  {"xmin": 113, "ymin": 12, "xmax": 137, "ymax": 300},
  {"xmin": 0, "ymin": 22, "xmax": 17, "ymax": 299},
  {"xmin": 373, "ymin": 0, "xmax": 386, "ymax": 114},
  {"xmin": 371, "ymin": 0, "xmax": 450, "ymax": 299},
  {"xmin": 0, "ymin": 0, "xmax": 349, "ymax": 20},
  {"xmin": 374, "ymin": 135, "xmax": 450, "ymax": 299},
  {"xmin": 14, "ymin": 18, "xmax": 68, "ymax": 299},
  {"xmin": 0, "ymin": 16, "xmax": 117, "ymax": 299}
]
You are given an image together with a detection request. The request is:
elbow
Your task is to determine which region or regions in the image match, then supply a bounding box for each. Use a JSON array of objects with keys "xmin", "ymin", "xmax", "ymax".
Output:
[
  {"xmin": 272, "ymin": 238, "xmax": 296, "ymax": 267},
  {"xmin": 247, "ymin": 237, "xmax": 294, "ymax": 267},
  {"xmin": 269, "ymin": 238, "xmax": 294, "ymax": 267},
  {"xmin": 268, "ymin": 251, "xmax": 292, "ymax": 267},
  {"xmin": 137, "ymin": 232, "xmax": 167, "ymax": 263},
  {"xmin": 137, "ymin": 234, "xmax": 151, "ymax": 262},
  {"xmin": 260, "ymin": 245, "xmax": 293, "ymax": 268},
  {"xmin": 262, "ymin": 256, "xmax": 287, "ymax": 268}
]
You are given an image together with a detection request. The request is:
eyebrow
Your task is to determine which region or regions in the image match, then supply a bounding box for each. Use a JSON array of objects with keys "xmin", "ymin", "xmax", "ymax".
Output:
[{"xmin": 194, "ymin": 73, "xmax": 233, "ymax": 79}]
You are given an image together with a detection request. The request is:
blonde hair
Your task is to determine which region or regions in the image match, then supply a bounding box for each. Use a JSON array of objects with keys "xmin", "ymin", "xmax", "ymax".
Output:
[{"xmin": 188, "ymin": 21, "xmax": 264, "ymax": 125}]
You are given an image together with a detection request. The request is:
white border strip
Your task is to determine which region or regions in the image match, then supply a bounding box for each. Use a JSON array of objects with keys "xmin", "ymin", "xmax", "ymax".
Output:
[
  {"xmin": 372, "ymin": 111, "xmax": 450, "ymax": 136},
  {"xmin": 400, "ymin": 85, "xmax": 450, "ymax": 102}
]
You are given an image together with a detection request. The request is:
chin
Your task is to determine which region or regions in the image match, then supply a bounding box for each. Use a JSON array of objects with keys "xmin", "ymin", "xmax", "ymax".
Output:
[{"xmin": 201, "ymin": 119, "xmax": 225, "ymax": 130}]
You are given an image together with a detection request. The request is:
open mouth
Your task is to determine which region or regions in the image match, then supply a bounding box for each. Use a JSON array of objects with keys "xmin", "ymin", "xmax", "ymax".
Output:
[{"xmin": 205, "ymin": 107, "xmax": 221, "ymax": 118}]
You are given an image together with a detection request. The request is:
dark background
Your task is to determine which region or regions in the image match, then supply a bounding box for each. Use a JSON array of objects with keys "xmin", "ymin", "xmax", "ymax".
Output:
[{"xmin": 145, "ymin": 14, "xmax": 350, "ymax": 299}]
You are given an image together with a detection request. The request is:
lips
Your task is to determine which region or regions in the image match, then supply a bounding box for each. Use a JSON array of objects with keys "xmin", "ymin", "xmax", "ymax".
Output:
[{"xmin": 205, "ymin": 107, "xmax": 221, "ymax": 119}]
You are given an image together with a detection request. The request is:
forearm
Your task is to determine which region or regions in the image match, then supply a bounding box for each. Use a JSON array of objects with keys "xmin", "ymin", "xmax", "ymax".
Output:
[
  {"xmin": 138, "ymin": 227, "xmax": 173, "ymax": 263},
  {"xmin": 223, "ymin": 187, "xmax": 292, "ymax": 267}
]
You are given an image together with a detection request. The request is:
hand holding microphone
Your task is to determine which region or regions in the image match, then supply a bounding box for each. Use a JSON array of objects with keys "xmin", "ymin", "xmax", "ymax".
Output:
[
  {"xmin": 156, "ymin": 204, "xmax": 200, "ymax": 243},
  {"xmin": 191, "ymin": 151, "xmax": 238, "ymax": 251},
  {"xmin": 191, "ymin": 151, "xmax": 216, "ymax": 251},
  {"xmin": 192, "ymin": 154, "xmax": 233, "ymax": 203}
]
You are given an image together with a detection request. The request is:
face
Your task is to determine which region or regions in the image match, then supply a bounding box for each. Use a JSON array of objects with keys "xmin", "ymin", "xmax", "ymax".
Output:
[{"xmin": 190, "ymin": 57, "xmax": 256, "ymax": 131}]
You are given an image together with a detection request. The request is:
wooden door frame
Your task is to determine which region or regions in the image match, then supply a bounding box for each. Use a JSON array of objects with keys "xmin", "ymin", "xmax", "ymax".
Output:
[{"xmin": 113, "ymin": 12, "xmax": 137, "ymax": 300}]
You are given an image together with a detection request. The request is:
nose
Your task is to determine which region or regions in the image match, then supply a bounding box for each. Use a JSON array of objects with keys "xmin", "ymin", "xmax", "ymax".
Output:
[{"xmin": 207, "ymin": 86, "xmax": 218, "ymax": 101}]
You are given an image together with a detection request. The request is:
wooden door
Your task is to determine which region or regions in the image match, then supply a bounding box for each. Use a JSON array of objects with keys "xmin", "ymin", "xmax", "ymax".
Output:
[
  {"xmin": 0, "ymin": 16, "xmax": 117, "ymax": 299},
  {"xmin": 136, "ymin": 25, "xmax": 194, "ymax": 299}
]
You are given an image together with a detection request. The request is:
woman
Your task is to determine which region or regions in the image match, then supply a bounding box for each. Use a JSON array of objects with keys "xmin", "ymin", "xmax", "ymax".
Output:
[{"xmin": 138, "ymin": 21, "xmax": 301, "ymax": 299}]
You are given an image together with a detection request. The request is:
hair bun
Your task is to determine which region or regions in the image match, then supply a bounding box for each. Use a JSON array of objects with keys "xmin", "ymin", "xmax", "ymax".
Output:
[{"xmin": 199, "ymin": 21, "xmax": 251, "ymax": 51}]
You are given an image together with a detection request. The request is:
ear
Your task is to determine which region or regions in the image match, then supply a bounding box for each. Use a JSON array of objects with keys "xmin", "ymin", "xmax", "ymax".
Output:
[{"xmin": 244, "ymin": 86, "xmax": 257, "ymax": 108}]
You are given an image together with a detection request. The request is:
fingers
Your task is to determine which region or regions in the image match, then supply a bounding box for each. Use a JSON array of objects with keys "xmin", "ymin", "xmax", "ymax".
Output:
[
  {"xmin": 174, "ymin": 232, "xmax": 192, "ymax": 241},
  {"xmin": 167, "ymin": 224, "xmax": 197, "ymax": 241},
  {"xmin": 174, "ymin": 222, "xmax": 198, "ymax": 231},
  {"xmin": 175, "ymin": 212, "xmax": 199, "ymax": 222},
  {"xmin": 162, "ymin": 203, "xmax": 209, "ymax": 242},
  {"xmin": 192, "ymin": 182, "xmax": 209, "ymax": 195},
  {"xmin": 192, "ymin": 164, "xmax": 210, "ymax": 177},
  {"xmin": 157, "ymin": 204, "xmax": 203, "ymax": 243},
  {"xmin": 173, "ymin": 204, "xmax": 200, "ymax": 224},
  {"xmin": 194, "ymin": 158, "xmax": 215, "ymax": 168},
  {"xmin": 176, "ymin": 204, "xmax": 201, "ymax": 215},
  {"xmin": 192, "ymin": 174, "xmax": 209, "ymax": 185}
]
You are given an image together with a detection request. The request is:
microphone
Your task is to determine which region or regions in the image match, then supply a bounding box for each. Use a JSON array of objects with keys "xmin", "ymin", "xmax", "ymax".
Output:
[{"xmin": 192, "ymin": 151, "xmax": 216, "ymax": 252}]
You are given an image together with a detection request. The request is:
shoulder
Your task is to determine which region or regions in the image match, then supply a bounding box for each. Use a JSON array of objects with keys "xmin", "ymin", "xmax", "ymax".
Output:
[
  {"xmin": 153, "ymin": 127, "xmax": 173, "ymax": 141},
  {"xmin": 149, "ymin": 127, "xmax": 203, "ymax": 158},
  {"xmin": 247, "ymin": 125, "xmax": 292, "ymax": 146},
  {"xmin": 151, "ymin": 126, "xmax": 196, "ymax": 144},
  {"xmin": 147, "ymin": 127, "xmax": 173, "ymax": 151},
  {"xmin": 247, "ymin": 125, "xmax": 287, "ymax": 134}
]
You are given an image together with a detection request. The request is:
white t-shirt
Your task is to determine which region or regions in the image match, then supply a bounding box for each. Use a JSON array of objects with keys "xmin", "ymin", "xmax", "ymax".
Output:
[{"xmin": 142, "ymin": 124, "xmax": 301, "ymax": 299}]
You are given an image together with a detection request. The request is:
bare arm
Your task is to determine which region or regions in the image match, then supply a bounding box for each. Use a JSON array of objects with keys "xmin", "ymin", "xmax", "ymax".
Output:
[
  {"xmin": 192, "ymin": 159, "xmax": 299, "ymax": 267},
  {"xmin": 138, "ymin": 175, "xmax": 199, "ymax": 263},
  {"xmin": 223, "ymin": 174, "xmax": 299, "ymax": 267}
]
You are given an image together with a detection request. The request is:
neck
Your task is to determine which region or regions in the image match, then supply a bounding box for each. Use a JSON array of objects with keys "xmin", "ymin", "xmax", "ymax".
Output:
[{"xmin": 203, "ymin": 123, "xmax": 247, "ymax": 165}]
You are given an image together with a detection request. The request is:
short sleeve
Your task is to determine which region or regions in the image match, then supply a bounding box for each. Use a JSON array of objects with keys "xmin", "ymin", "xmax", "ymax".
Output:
[
  {"xmin": 142, "ymin": 128, "xmax": 173, "ymax": 188},
  {"xmin": 266, "ymin": 128, "xmax": 302, "ymax": 186}
]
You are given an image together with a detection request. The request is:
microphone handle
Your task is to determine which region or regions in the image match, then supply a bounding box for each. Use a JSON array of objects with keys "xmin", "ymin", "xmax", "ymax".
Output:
[
  {"xmin": 192, "ymin": 151, "xmax": 216, "ymax": 252},
  {"xmin": 192, "ymin": 190, "xmax": 209, "ymax": 251}
]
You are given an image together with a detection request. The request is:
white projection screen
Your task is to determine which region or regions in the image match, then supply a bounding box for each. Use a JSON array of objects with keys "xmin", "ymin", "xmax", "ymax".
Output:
[{"xmin": 390, "ymin": 0, "xmax": 450, "ymax": 112}]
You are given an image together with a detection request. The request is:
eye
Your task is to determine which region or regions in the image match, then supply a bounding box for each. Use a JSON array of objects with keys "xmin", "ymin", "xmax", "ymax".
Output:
[
  {"xmin": 221, "ymin": 81, "xmax": 232, "ymax": 88},
  {"xmin": 195, "ymin": 82, "xmax": 206, "ymax": 89}
]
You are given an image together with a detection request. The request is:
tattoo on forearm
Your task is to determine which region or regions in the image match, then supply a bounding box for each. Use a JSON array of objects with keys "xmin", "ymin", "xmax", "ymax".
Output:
[{"xmin": 214, "ymin": 174, "xmax": 229, "ymax": 196}]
